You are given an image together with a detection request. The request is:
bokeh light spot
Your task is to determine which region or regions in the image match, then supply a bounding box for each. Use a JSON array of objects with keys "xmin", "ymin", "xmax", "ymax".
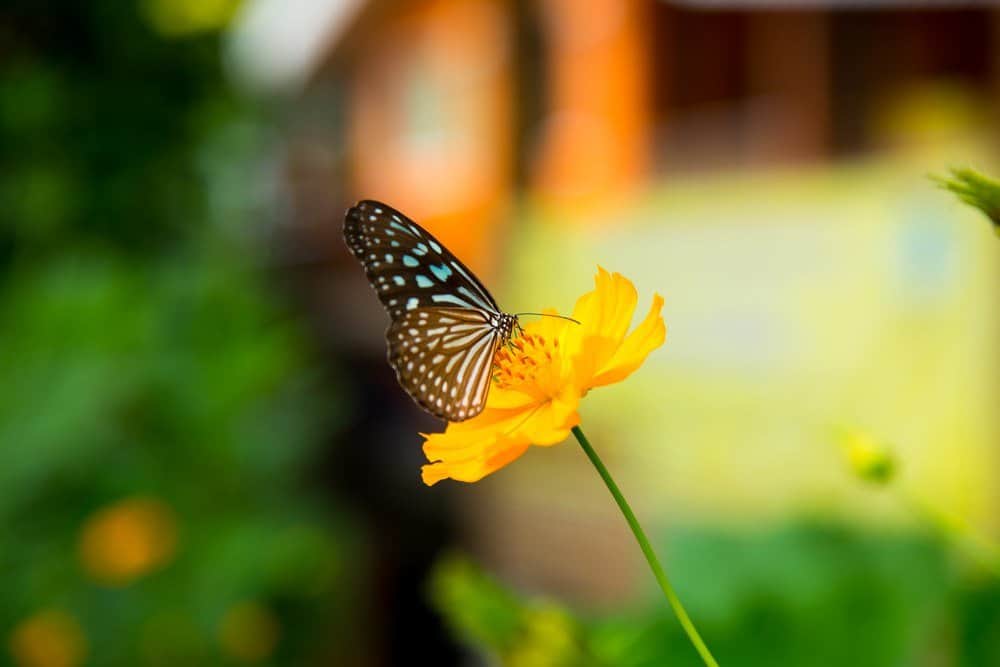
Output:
[
  {"xmin": 218, "ymin": 602, "xmax": 280, "ymax": 662},
  {"xmin": 8, "ymin": 610, "xmax": 86, "ymax": 667},
  {"xmin": 78, "ymin": 497, "xmax": 178, "ymax": 586},
  {"xmin": 142, "ymin": 0, "xmax": 242, "ymax": 37}
]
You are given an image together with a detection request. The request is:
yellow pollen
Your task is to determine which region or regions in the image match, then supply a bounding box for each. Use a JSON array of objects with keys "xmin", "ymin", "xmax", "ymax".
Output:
[{"xmin": 493, "ymin": 329, "xmax": 560, "ymax": 389}]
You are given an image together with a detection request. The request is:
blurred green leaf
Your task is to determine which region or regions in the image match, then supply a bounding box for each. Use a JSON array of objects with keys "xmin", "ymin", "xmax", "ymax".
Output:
[
  {"xmin": 958, "ymin": 577, "xmax": 1000, "ymax": 666},
  {"xmin": 0, "ymin": 248, "xmax": 360, "ymax": 663},
  {"xmin": 0, "ymin": 5, "xmax": 360, "ymax": 663},
  {"xmin": 432, "ymin": 521, "xmax": 964, "ymax": 667},
  {"xmin": 431, "ymin": 555, "xmax": 525, "ymax": 650},
  {"xmin": 430, "ymin": 554, "xmax": 603, "ymax": 667},
  {"xmin": 656, "ymin": 521, "xmax": 952, "ymax": 667},
  {"xmin": 932, "ymin": 167, "xmax": 1000, "ymax": 235}
]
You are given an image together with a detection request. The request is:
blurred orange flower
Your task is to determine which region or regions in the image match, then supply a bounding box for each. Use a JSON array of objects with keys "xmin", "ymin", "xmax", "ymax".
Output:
[
  {"xmin": 78, "ymin": 497, "xmax": 178, "ymax": 586},
  {"xmin": 8, "ymin": 610, "xmax": 86, "ymax": 667},
  {"xmin": 218, "ymin": 602, "xmax": 281, "ymax": 662},
  {"xmin": 421, "ymin": 267, "xmax": 665, "ymax": 485}
]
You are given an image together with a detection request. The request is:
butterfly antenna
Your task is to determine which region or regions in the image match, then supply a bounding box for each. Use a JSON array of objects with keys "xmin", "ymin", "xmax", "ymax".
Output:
[{"xmin": 514, "ymin": 312, "xmax": 581, "ymax": 325}]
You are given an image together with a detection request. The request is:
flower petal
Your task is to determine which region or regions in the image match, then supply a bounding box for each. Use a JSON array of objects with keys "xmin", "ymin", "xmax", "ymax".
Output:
[
  {"xmin": 432, "ymin": 408, "xmax": 521, "ymax": 438},
  {"xmin": 590, "ymin": 293, "xmax": 666, "ymax": 388},
  {"xmin": 421, "ymin": 443, "xmax": 530, "ymax": 485},
  {"xmin": 421, "ymin": 428, "xmax": 531, "ymax": 485},
  {"xmin": 571, "ymin": 268, "xmax": 639, "ymax": 343},
  {"xmin": 488, "ymin": 386, "xmax": 540, "ymax": 410},
  {"xmin": 517, "ymin": 384, "xmax": 581, "ymax": 445},
  {"xmin": 567, "ymin": 268, "xmax": 639, "ymax": 387}
]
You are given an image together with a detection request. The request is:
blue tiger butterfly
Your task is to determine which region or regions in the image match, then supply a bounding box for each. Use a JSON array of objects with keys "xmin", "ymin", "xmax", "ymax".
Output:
[{"xmin": 344, "ymin": 200, "xmax": 518, "ymax": 422}]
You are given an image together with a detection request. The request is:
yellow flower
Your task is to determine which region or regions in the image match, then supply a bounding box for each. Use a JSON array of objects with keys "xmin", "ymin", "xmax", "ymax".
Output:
[
  {"xmin": 838, "ymin": 429, "xmax": 897, "ymax": 485},
  {"xmin": 421, "ymin": 267, "xmax": 665, "ymax": 485}
]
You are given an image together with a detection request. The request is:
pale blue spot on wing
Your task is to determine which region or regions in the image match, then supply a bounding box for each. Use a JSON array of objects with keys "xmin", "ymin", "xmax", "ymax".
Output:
[
  {"xmin": 450, "ymin": 261, "xmax": 498, "ymax": 309},
  {"xmin": 428, "ymin": 240, "xmax": 442, "ymax": 253},
  {"xmin": 403, "ymin": 255, "xmax": 419, "ymax": 267},
  {"xmin": 432, "ymin": 294, "xmax": 474, "ymax": 307},
  {"xmin": 430, "ymin": 264, "xmax": 452, "ymax": 281},
  {"xmin": 390, "ymin": 221, "xmax": 412, "ymax": 235},
  {"xmin": 390, "ymin": 240, "xmax": 400, "ymax": 247},
  {"xmin": 413, "ymin": 243, "xmax": 428, "ymax": 256},
  {"xmin": 385, "ymin": 254, "xmax": 394, "ymax": 262},
  {"xmin": 406, "ymin": 297, "xmax": 419, "ymax": 310},
  {"xmin": 458, "ymin": 286, "xmax": 493, "ymax": 310},
  {"xmin": 415, "ymin": 275, "xmax": 434, "ymax": 288},
  {"xmin": 393, "ymin": 276, "xmax": 406, "ymax": 286}
]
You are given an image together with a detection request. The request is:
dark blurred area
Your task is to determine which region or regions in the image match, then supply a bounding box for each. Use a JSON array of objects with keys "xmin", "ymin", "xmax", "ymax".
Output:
[{"xmin": 2, "ymin": 0, "xmax": 999, "ymax": 665}]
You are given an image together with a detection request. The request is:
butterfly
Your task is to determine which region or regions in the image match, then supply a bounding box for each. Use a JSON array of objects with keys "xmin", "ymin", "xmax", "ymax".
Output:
[{"xmin": 344, "ymin": 200, "xmax": 519, "ymax": 422}]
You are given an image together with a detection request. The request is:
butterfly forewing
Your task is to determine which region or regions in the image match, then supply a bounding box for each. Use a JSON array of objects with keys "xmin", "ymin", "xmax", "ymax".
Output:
[
  {"xmin": 387, "ymin": 308, "xmax": 502, "ymax": 421},
  {"xmin": 344, "ymin": 201, "xmax": 500, "ymax": 319}
]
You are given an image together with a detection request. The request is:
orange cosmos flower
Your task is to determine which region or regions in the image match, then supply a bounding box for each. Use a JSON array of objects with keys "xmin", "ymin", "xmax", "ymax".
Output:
[
  {"xmin": 421, "ymin": 267, "xmax": 666, "ymax": 485},
  {"xmin": 78, "ymin": 497, "xmax": 178, "ymax": 586}
]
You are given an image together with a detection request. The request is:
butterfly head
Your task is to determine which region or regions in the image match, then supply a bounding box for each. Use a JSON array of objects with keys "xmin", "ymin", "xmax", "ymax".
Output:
[{"xmin": 497, "ymin": 313, "xmax": 518, "ymax": 343}]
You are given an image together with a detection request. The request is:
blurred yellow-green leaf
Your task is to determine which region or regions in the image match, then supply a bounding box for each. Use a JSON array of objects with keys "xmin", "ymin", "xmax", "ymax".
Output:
[
  {"xmin": 431, "ymin": 522, "xmax": 958, "ymax": 667},
  {"xmin": 933, "ymin": 167, "xmax": 1000, "ymax": 235}
]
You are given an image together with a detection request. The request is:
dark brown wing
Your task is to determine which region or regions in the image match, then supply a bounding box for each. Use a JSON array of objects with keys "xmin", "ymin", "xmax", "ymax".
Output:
[
  {"xmin": 387, "ymin": 307, "xmax": 501, "ymax": 421},
  {"xmin": 344, "ymin": 200, "xmax": 501, "ymax": 319}
]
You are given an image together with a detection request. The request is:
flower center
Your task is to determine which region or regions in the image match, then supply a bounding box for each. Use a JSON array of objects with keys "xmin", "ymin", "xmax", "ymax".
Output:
[{"xmin": 492, "ymin": 332, "xmax": 559, "ymax": 390}]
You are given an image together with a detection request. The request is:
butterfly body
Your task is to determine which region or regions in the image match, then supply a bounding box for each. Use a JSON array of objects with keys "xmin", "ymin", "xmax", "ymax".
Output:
[{"xmin": 344, "ymin": 200, "xmax": 517, "ymax": 421}]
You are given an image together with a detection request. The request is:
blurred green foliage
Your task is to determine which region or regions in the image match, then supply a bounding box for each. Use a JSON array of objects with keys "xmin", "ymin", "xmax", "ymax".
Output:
[
  {"xmin": 431, "ymin": 555, "xmax": 598, "ymax": 667},
  {"xmin": 432, "ymin": 521, "xmax": 976, "ymax": 667},
  {"xmin": 0, "ymin": 1, "xmax": 360, "ymax": 664},
  {"xmin": 0, "ymin": 2, "xmax": 251, "ymax": 256},
  {"xmin": 933, "ymin": 167, "xmax": 1000, "ymax": 235},
  {"xmin": 957, "ymin": 577, "xmax": 1000, "ymax": 666},
  {"xmin": 0, "ymin": 252, "xmax": 359, "ymax": 664}
]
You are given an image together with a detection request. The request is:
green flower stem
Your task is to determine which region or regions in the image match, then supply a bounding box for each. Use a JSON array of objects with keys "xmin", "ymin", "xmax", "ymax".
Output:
[{"xmin": 571, "ymin": 425, "xmax": 720, "ymax": 667}]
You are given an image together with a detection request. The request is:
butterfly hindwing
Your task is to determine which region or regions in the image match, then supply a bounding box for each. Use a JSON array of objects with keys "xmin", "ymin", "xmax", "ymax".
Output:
[
  {"xmin": 387, "ymin": 307, "xmax": 501, "ymax": 421},
  {"xmin": 344, "ymin": 200, "xmax": 500, "ymax": 319}
]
